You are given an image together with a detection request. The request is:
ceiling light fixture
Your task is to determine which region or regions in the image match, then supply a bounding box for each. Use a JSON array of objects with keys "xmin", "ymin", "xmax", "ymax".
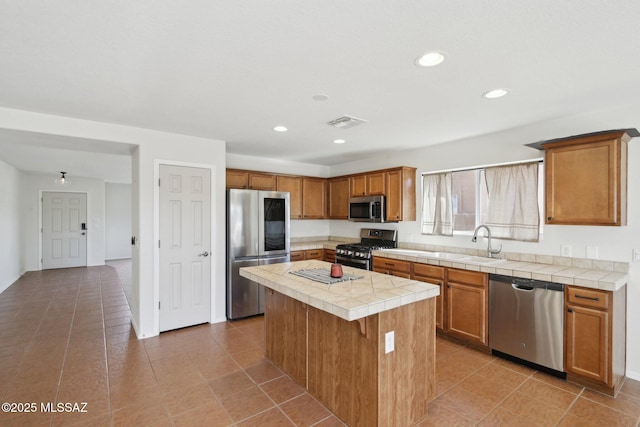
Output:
[
  {"xmin": 55, "ymin": 171, "xmax": 68, "ymax": 185},
  {"xmin": 333, "ymin": 139, "xmax": 346, "ymax": 144},
  {"xmin": 415, "ymin": 51, "xmax": 446, "ymax": 67},
  {"xmin": 273, "ymin": 126, "xmax": 288, "ymax": 132},
  {"xmin": 482, "ymin": 88, "xmax": 509, "ymax": 99}
]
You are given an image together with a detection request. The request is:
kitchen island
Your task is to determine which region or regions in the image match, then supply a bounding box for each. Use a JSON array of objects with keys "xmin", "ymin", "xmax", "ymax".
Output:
[{"xmin": 240, "ymin": 260, "xmax": 440, "ymax": 427}]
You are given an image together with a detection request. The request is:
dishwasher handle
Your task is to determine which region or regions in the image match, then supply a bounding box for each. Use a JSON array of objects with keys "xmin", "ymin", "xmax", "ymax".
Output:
[{"xmin": 511, "ymin": 283, "xmax": 535, "ymax": 292}]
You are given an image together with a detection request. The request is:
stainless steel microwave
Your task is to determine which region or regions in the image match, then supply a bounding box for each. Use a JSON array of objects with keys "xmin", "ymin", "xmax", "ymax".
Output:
[{"xmin": 348, "ymin": 195, "xmax": 386, "ymax": 222}]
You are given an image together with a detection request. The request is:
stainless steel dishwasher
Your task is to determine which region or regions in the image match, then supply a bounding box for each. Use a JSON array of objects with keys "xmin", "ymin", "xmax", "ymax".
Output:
[{"xmin": 489, "ymin": 274, "xmax": 565, "ymax": 373}]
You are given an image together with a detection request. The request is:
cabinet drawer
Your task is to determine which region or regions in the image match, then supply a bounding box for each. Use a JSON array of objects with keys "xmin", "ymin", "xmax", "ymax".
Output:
[
  {"xmin": 290, "ymin": 251, "xmax": 304, "ymax": 262},
  {"xmin": 447, "ymin": 268, "xmax": 486, "ymax": 287},
  {"xmin": 413, "ymin": 263, "xmax": 445, "ymax": 280},
  {"xmin": 373, "ymin": 258, "xmax": 411, "ymax": 273},
  {"xmin": 567, "ymin": 286, "xmax": 610, "ymax": 310},
  {"xmin": 305, "ymin": 250, "xmax": 323, "ymax": 260}
]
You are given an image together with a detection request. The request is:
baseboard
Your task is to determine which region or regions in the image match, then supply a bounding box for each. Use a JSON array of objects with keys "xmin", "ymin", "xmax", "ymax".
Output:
[
  {"xmin": 626, "ymin": 369, "xmax": 640, "ymax": 381},
  {"xmin": 0, "ymin": 273, "xmax": 22, "ymax": 294}
]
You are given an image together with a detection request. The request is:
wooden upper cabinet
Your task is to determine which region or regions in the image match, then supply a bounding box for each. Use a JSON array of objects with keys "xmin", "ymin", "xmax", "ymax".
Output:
[
  {"xmin": 349, "ymin": 172, "xmax": 385, "ymax": 197},
  {"xmin": 328, "ymin": 177, "xmax": 349, "ymax": 219},
  {"xmin": 385, "ymin": 167, "xmax": 416, "ymax": 221},
  {"xmin": 226, "ymin": 169, "xmax": 249, "ymax": 189},
  {"xmin": 277, "ymin": 176, "xmax": 303, "ymax": 219},
  {"xmin": 226, "ymin": 169, "xmax": 276, "ymax": 190},
  {"xmin": 302, "ymin": 178, "xmax": 327, "ymax": 219},
  {"xmin": 248, "ymin": 172, "xmax": 276, "ymax": 191},
  {"xmin": 543, "ymin": 130, "xmax": 631, "ymax": 226}
]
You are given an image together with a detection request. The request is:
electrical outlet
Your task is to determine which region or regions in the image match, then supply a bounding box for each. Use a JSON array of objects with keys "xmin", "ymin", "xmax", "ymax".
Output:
[
  {"xmin": 385, "ymin": 331, "xmax": 395, "ymax": 354},
  {"xmin": 633, "ymin": 248, "xmax": 640, "ymax": 262},
  {"xmin": 561, "ymin": 245, "xmax": 572, "ymax": 257}
]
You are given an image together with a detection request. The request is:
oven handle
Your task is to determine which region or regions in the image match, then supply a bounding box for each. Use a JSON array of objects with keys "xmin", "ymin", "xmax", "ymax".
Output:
[{"xmin": 336, "ymin": 256, "xmax": 369, "ymax": 267}]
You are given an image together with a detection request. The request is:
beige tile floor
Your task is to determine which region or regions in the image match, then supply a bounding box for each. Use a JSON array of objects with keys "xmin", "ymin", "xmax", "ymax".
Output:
[{"xmin": 0, "ymin": 264, "xmax": 638, "ymax": 426}]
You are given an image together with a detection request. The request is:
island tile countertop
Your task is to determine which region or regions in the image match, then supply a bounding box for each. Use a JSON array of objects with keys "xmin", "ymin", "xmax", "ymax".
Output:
[
  {"xmin": 239, "ymin": 260, "xmax": 440, "ymax": 321},
  {"xmin": 373, "ymin": 248, "xmax": 628, "ymax": 292}
]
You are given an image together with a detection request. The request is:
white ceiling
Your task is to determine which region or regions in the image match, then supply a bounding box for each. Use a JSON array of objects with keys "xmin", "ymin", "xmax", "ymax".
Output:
[{"xmin": 1, "ymin": 1, "xmax": 640, "ymax": 180}]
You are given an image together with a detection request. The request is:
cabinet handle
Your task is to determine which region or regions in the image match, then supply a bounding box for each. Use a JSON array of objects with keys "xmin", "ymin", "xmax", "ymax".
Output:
[
  {"xmin": 384, "ymin": 262, "xmax": 394, "ymax": 266},
  {"xmin": 567, "ymin": 308, "xmax": 573, "ymax": 313},
  {"xmin": 547, "ymin": 216, "xmax": 552, "ymax": 221},
  {"xmin": 575, "ymin": 295, "xmax": 599, "ymax": 302}
]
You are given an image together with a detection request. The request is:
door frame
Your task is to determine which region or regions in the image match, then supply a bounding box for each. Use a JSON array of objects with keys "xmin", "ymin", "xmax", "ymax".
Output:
[
  {"xmin": 38, "ymin": 189, "xmax": 90, "ymax": 270},
  {"xmin": 153, "ymin": 159, "xmax": 216, "ymax": 335}
]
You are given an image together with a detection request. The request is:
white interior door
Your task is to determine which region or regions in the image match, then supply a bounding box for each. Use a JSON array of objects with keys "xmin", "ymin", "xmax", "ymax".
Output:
[
  {"xmin": 42, "ymin": 192, "xmax": 87, "ymax": 269},
  {"xmin": 159, "ymin": 164, "xmax": 211, "ymax": 332}
]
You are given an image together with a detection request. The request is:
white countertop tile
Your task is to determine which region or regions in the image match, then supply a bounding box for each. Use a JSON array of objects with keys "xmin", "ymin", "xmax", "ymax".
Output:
[{"xmin": 239, "ymin": 260, "xmax": 440, "ymax": 321}]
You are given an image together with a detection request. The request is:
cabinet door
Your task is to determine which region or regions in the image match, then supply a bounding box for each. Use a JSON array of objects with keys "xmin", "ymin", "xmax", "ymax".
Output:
[
  {"xmin": 413, "ymin": 264, "xmax": 445, "ymax": 331},
  {"xmin": 385, "ymin": 170, "xmax": 402, "ymax": 221},
  {"xmin": 350, "ymin": 175, "xmax": 367, "ymax": 197},
  {"xmin": 226, "ymin": 169, "xmax": 249, "ymax": 189},
  {"xmin": 446, "ymin": 281, "xmax": 487, "ymax": 345},
  {"xmin": 264, "ymin": 289, "xmax": 307, "ymax": 386},
  {"xmin": 277, "ymin": 176, "xmax": 303, "ymax": 219},
  {"xmin": 544, "ymin": 132, "xmax": 628, "ymax": 225},
  {"xmin": 305, "ymin": 249, "xmax": 323, "ymax": 260},
  {"xmin": 366, "ymin": 172, "xmax": 386, "ymax": 195},
  {"xmin": 328, "ymin": 177, "xmax": 350, "ymax": 219},
  {"xmin": 248, "ymin": 173, "xmax": 276, "ymax": 190},
  {"xmin": 565, "ymin": 304, "xmax": 609, "ymax": 385},
  {"xmin": 302, "ymin": 178, "xmax": 327, "ymax": 219}
]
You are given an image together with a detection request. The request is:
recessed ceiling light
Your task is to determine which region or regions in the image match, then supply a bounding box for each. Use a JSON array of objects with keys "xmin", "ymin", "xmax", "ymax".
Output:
[
  {"xmin": 273, "ymin": 126, "xmax": 288, "ymax": 132},
  {"xmin": 313, "ymin": 94, "xmax": 329, "ymax": 101},
  {"xmin": 482, "ymin": 88, "xmax": 509, "ymax": 99},
  {"xmin": 333, "ymin": 139, "xmax": 346, "ymax": 144},
  {"xmin": 415, "ymin": 52, "xmax": 446, "ymax": 67}
]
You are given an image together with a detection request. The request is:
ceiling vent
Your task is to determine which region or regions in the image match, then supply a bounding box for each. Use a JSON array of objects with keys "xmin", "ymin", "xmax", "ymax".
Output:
[{"xmin": 327, "ymin": 115, "xmax": 367, "ymax": 129}]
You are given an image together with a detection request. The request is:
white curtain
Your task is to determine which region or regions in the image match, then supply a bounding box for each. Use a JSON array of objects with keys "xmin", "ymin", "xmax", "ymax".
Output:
[
  {"xmin": 485, "ymin": 162, "xmax": 540, "ymax": 242},
  {"xmin": 421, "ymin": 172, "xmax": 453, "ymax": 236}
]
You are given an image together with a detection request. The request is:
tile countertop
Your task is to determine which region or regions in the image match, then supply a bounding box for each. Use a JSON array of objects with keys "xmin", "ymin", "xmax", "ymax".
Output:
[
  {"xmin": 290, "ymin": 240, "xmax": 343, "ymax": 251},
  {"xmin": 239, "ymin": 260, "xmax": 440, "ymax": 322},
  {"xmin": 373, "ymin": 249, "xmax": 628, "ymax": 292}
]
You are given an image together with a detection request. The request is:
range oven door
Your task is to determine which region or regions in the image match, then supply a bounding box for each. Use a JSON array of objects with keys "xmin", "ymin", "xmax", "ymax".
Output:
[{"xmin": 336, "ymin": 255, "xmax": 370, "ymax": 270}]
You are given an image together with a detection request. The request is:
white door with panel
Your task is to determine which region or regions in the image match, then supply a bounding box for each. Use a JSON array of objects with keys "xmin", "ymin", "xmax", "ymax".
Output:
[
  {"xmin": 159, "ymin": 165, "xmax": 212, "ymax": 332},
  {"xmin": 42, "ymin": 192, "xmax": 87, "ymax": 269}
]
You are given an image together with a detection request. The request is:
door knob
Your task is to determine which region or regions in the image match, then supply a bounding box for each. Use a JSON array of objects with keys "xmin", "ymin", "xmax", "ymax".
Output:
[{"xmin": 198, "ymin": 251, "xmax": 209, "ymax": 257}]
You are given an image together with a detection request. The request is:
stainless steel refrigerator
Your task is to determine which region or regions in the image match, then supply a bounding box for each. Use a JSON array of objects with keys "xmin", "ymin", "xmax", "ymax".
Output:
[{"xmin": 226, "ymin": 189, "xmax": 290, "ymax": 319}]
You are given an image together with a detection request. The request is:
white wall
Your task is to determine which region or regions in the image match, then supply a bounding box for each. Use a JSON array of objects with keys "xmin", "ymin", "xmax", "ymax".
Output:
[
  {"xmin": 0, "ymin": 107, "xmax": 226, "ymax": 339},
  {"xmin": 105, "ymin": 183, "xmax": 132, "ymax": 260},
  {"xmin": 0, "ymin": 159, "xmax": 22, "ymax": 293},
  {"xmin": 20, "ymin": 173, "xmax": 106, "ymax": 270}
]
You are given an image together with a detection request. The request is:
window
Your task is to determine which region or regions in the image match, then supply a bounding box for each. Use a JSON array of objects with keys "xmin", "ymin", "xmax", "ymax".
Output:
[{"xmin": 422, "ymin": 161, "xmax": 544, "ymax": 238}]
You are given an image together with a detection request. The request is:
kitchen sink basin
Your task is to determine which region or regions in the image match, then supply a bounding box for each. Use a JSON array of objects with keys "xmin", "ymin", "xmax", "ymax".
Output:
[{"xmin": 463, "ymin": 256, "xmax": 506, "ymax": 265}]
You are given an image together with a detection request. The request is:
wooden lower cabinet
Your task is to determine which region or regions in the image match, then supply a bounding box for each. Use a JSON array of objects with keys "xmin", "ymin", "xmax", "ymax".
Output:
[
  {"xmin": 565, "ymin": 285, "xmax": 626, "ymax": 395},
  {"xmin": 372, "ymin": 257, "xmax": 412, "ymax": 278},
  {"xmin": 266, "ymin": 292, "xmax": 435, "ymax": 427},
  {"xmin": 324, "ymin": 249, "xmax": 336, "ymax": 263},
  {"xmin": 445, "ymin": 269, "xmax": 488, "ymax": 346},
  {"xmin": 412, "ymin": 264, "xmax": 445, "ymax": 331},
  {"xmin": 291, "ymin": 249, "xmax": 324, "ymax": 261}
]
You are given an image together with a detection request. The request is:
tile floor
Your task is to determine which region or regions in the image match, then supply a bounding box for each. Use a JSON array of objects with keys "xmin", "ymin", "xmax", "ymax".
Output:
[{"xmin": 0, "ymin": 264, "xmax": 638, "ymax": 427}]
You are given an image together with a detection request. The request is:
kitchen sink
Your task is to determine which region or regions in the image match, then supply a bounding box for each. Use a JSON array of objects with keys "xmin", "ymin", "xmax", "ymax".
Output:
[{"xmin": 462, "ymin": 256, "xmax": 507, "ymax": 265}]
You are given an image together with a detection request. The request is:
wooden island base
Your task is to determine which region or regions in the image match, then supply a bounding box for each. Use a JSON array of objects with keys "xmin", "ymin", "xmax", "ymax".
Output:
[{"xmin": 265, "ymin": 288, "xmax": 436, "ymax": 427}]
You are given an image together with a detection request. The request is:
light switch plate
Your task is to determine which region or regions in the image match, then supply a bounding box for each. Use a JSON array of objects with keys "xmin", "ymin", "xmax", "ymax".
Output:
[
  {"xmin": 385, "ymin": 331, "xmax": 394, "ymax": 354},
  {"xmin": 633, "ymin": 248, "xmax": 640, "ymax": 262},
  {"xmin": 561, "ymin": 245, "xmax": 572, "ymax": 257}
]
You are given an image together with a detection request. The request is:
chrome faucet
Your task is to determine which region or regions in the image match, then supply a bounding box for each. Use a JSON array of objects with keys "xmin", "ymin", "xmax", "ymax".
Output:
[{"xmin": 472, "ymin": 225, "xmax": 502, "ymax": 258}]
